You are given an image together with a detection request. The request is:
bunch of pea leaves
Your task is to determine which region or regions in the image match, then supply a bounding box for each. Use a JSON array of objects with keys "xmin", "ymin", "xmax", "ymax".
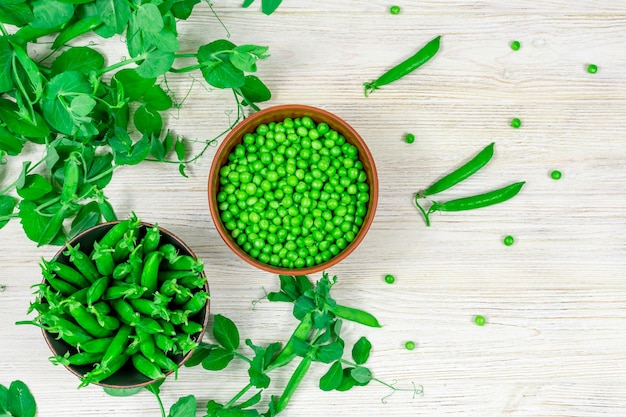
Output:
[
  {"xmin": 0, "ymin": 0, "xmax": 272, "ymax": 246},
  {"xmin": 109, "ymin": 273, "xmax": 420, "ymax": 417},
  {"xmin": 0, "ymin": 380, "xmax": 37, "ymax": 417}
]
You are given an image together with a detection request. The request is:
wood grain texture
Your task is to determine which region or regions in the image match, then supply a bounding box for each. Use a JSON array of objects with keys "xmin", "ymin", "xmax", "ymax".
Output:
[{"xmin": 2, "ymin": 1, "xmax": 626, "ymax": 416}]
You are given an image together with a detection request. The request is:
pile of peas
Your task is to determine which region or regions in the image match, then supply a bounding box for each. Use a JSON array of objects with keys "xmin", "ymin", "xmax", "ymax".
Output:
[{"xmin": 216, "ymin": 116, "xmax": 370, "ymax": 269}]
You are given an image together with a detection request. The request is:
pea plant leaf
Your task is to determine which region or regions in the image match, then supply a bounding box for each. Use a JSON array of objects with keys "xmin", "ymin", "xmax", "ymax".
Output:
[
  {"xmin": 0, "ymin": 2, "xmax": 34, "ymax": 26},
  {"xmin": 351, "ymin": 336, "xmax": 372, "ymax": 365},
  {"xmin": 91, "ymin": 0, "xmax": 131, "ymax": 38},
  {"xmin": 114, "ymin": 135, "xmax": 151, "ymax": 166},
  {"xmin": 0, "ymin": 195, "xmax": 18, "ymax": 230},
  {"xmin": 212, "ymin": 314, "xmax": 240, "ymax": 351},
  {"xmin": 52, "ymin": 15, "xmax": 103, "ymax": 50},
  {"xmin": 314, "ymin": 341, "xmax": 344, "ymax": 364},
  {"xmin": 171, "ymin": 0, "xmax": 200, "ymax": 19},
  {"xmin": 69, "ymin": 201, "xmax": 101, "ymax": 238},
  {"xmin": 133, "ymin": 105, "xmax": 162, "ymax": 136},
  {"xmin": 319, "ymin": 360, "xmax": 343, "ymax": 391},
  {"xmin": 50, "ymin": 46, "xmax": 105, "ymax": 76},
  {"xmin": 240, "ymin": 0, "xmax": 283, "ymax": 15},
  {"xmin": 113, "ymin": 68, "xmax": 156, "ymax": 101},
  {"xmin": 0, "ymin": 382, "xmax": 8, "ymax": 413},
  {"xmin": 136, "ymin": 49, "xmax": 175, "ymax": 79},
  {"xmin": 350, "ymin": 366, "xmax": 373, "ymax": 385},
  {"xmin": 0, "ymin": 37, "xmax": 14, "ymax": 93},
  {"xmin": 29, "ymin": 0, "xmax": 74, "ymax": 29},
  {"xmin": 7, "ymin": 380, "xmax": 37, "ymax": 417},
  {"xmin": 0, "ymin": 126, "xmax": 23, "ymax": 155},
  {"xmin": 238, "ymin": 75, "xmax": 271, "ymax": 108},
  {"xmin": 168, "ymin": 394, "xmax": 196, "ymax": 417},
  {"xmin": 201, "ymin": 347, "xmax": 235, "ymax": 371},
  {"xmin": 16, "ymin": 174, "xmax": 53, "ymax": 200}
]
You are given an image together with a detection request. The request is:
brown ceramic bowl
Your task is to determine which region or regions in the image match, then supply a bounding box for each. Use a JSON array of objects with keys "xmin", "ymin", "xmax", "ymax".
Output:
[
  {"xmin": 208, "ymin": 104, "xmax": 378, "ymax": 275},
  {"xmin": 42, "ymin": 221, "xmax": 210, "ymax": 388}
]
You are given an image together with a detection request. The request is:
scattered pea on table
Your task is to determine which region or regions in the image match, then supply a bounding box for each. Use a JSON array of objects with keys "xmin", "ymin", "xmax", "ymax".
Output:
[
  {"xmin": 404, "ymin": 341, "xmax": 415, "ymax": 350},
  {"xmin": 510, "ymin": 118, "xmax": 522, "ymax": 128},
  {"xmin": 390, "ymin": 5, "xmax": 401, "ymax": 14},
  {"xmin": 384, "ymin": 274, "xmax": 395, "ymax": 284},
  {"xmin": 404, "ymin": 133, "xmax": 415, "ymax": 144},
  {"xmin": 551, "ymin": 170, "xmax": 562, "ymax": 180},
  {"xmin": 510, "ymin": 40, "xmax": 521, "ymax": 51},
  {"xmin": 587, "ymin": 64, "xmax": 598, "ymax": 74},
  {"xmin": 474, "ymin": 315, "xmax": 486, "ymax": 326},
  {"xmin": 503, "ymin": 235, "xmax": 515, "ymax": 246}
]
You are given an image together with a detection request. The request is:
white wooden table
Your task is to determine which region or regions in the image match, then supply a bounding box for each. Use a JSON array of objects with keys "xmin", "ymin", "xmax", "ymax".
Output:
[{"xmin": 2, "ymin": 1, "xmax": 626, "ymax": 416}]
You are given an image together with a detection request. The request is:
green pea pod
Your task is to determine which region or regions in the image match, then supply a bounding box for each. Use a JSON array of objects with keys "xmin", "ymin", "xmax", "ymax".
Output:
[
  {"xmin": 90, "ymin": 301, "xmax": 111, "ymax": 316},
  {"xmin": 364, "ymin": 35, "xmax": 441, "ymax": 96},
  {"xmin": 132, "ymin": 352, "xmax": 165, "ymax": 380},
  {"xmin": 80, "ymin": 337, "xmax": 114, "ymax": 354},
  {"xmin": 158, "ymin": 319, "xmax": 176, "ymax": 337},
  {"xmin": 67, "ymin": 301, "xmax": 113, "ymax": 338},
  {"xmin": 180, "ymin": 320, "xmax": 203, "ymax": 335},
  {"xmin": 141, "ymin": 251, "xmax": 163, "ymax": 294},
  {"xmin": 136, "ymin": 317, "xmax": 165, "ymax": 335},
  {"xmin": 99, "ymin": 324, "xmax": 133, "ymax": 367},
  {"xmin": 104, "ymin": 283, "xmax": 146, "ymax": 300},
  {"xmin": 91, "ymin": 241, "xmax": 115, "ymax": 276},
  {"xmin": 275, "ymin": 356, "xmax": 312, "ymax": 413},
  {"xmin": 152, "ymin": 349, "xmax": 178, "ymax": 372},
  {"xmin": 51, "ymin": 351, "xmax": 104, "ymax": 366},
  {"xmin": 178, "ymin": 273, "xmax": 207, "ymax": 289},
  {"xmin": 173, "ymin": 287, "xmax": 192, "ymax": 305},
  {"xmin": 429, "ymin": 181, "xmax": 526, "ymax": 213},
  {"xmin": 158, "ymin": 269, "xmax": 197, "ymax": 283},
  {"xmin": 95, "ymin": 190, "xmax": 117, "ymax": 222},
  {"xmin": 172, "ymin": 333, "xmax": 198, "ymax": 356},
  {"xmin": 126, "ymin": 244, "xmax": 144, "ymax": 285},
  {"xmin": 66, "ymin": 287, "xmax": 89, "ymax": 304},
  {"xmin": 141, "ymin": 225, "xmax": 161, "ymax": 254},
  {"xmin": 165, "ymin": 255, "xmax": 203, "ymax": 272},
  {"xmin": 125, "ymin": 336, "xmax": 141, "ymax": 355},
  {"xmin": 99, "ymin": 214, "xmax": 139, "ymax": 248},
  {"xmin": 44, "ymin": 273, "xmax": 79, "ymax": 296},
  {"xmin": 419, "ymin": 142, "xmax": 495, "ymax": 197},
  {"xmin": 110, "ymin": 299, "xmax": 141, "ymax": 326},
  {"xmin": 112, "ymin": 262, "xmax": 132, "ymax": 280},
  {"xmin": 181, "ymin": 291, "xmax": 210, "ymax": 316},
  {"xmin": 128, "ymin": 298, "xmax": 168, "ymax": 320},
  {"xmin": 330, "ymin": 304, "xmax": 381, "ymax": 328},
  {"xmin": 112, "ymin": 232, "xmax": 137, "ymax": 263},
  {"xmin": 99, "ymin": 315, "xmax": 121, "ymax": 332},
  {"xmin": 268, "ymin": 311, "xmax": 313, "ymax": 371},
  {"xmin": 86, "ymin": 276, "xmax": 110, "ymax": 306},
  {"xmin": 157, "ymin": 244, "xmax": 182, "ymax": 265},
  {"xmin": 137, "ymin": 328, "xmax": 157, "ymax": 361},
  {"xmin": 154, "ymin": 334, "xmax": 175, "ymax": 353},
  {"xmin": 45, "ymin": 260, "xmax": 91, "ymax": 289},
  {"xmin": 64, "ymin": 242, "xmax": 100, "ymax": 283},
  {"xmin": 79, "ymin": 353, "xmax": 130, "ymax": 388},
  {"xmin": 159, "ymin": 279, "xmax": 179, "ymax": 297},
  {"xmin": 61, "ymin": 153, "xmax": 81, "ymax": 202},
  {"xmin": 169, "ymin": 309, "xmax": 190, "ymax": 326},
  {"xmin": 42, "ymin": 315, "xmax": 94, "ymax": 348}
]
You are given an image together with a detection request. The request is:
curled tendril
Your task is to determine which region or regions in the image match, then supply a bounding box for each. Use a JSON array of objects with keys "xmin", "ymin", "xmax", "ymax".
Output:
[
  {"xmin": 206, "ymin": 1, "xmax": 231, "ymax": 38},
  {"xmin": 379, "ymin": 379, "xmax": 424, "ymax": 404},
  {"xmin": 250, "ymin": 287, "xmax": 270, "ymax": 311},
  {"xmin": 0, "ymin": 284, "xmax": 6, "ymax": 292}
]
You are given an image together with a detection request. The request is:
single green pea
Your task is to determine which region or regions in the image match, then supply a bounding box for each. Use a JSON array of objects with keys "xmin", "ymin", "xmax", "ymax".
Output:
[
  {"xmin": 503, "ymin": 235, "xmax": 515, "ymax": 246},
  {"xmin": 404, "ymin": 133, "xmax": 415, "ymax": 144},
  {"xmin": 587, "ymin": 64, "xmax": 598, "ymax": 74},
  {"xmin": 510, "ymin": 40, "xmax": 521, "ymax": 51},
  {"xmin": 404, "ymin": 341, "xmax": 415, "ymax": 350},
  {"xmin": 384, "ymin": 274, "xmax": 395, "ymax": 284},
  {"xmin": 390, "ymin": 5, "xmax": 401, "ymax": 14},
  {"xmin": 551, "ymin": 170, "xmax": 562, "ymax": 180},
  {"xmin": 474, "ymin": 315, "xmax": 486, "ymax": 326},
  {"xmin": 510, "ymin": 118, "xmax": 522, "ymax": 128}
]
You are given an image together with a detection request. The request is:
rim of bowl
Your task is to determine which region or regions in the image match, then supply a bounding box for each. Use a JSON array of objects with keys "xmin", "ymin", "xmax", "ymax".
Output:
[
  {"xmin": 41, "ymin": 221, "xmax": 210, "ymax": 389},
  {"xmin": 208, "ymin": 104, "xmax": 378, "ymax": 275}
]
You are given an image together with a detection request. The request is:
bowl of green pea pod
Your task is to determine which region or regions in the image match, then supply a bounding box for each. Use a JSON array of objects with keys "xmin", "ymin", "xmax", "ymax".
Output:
[
  {"xmin": 28, "ymin": 214, "xmax": 210, "ymax": 388},
  {"xmin": 208, "ymin": 104, "xmax": 379, "ymax": 275}
]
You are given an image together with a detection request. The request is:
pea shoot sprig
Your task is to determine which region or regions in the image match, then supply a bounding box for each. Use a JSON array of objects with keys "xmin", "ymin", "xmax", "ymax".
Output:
[
  {"xmin": 0, "ymin": 380, "xmax": 37, "ymax": 417},
  {"xmin": 415, "ymin": 142, "xmax": 526, "ymax": 226},
  {"xmin": 0, "ymin": 1, "xmax": 272, "ymax": 246},
  {"xmin": 104, "ymin": 273, "xmax": 422, "ymax": 417}
]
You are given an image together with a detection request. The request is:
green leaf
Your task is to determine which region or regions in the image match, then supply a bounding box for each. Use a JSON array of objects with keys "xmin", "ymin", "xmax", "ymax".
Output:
[
  {"xmin": 113, "ymin": 69, "xmax": 156, "ymax": 101},
  {"xmin": 52, "ymin": 16, "xmax": 103, "ymax": 49},
  {"xmin": 171, "ymin": 0, "xmax": 200, "ymax": 19},
  {"xmin": 266, "ymin": 291, "xmax": 292, "ymax": 303},
  {"xmin": 278, "ymin": 275, "xmax": 299, "ymax": 300},
  {"xmin": 218, "ymin": 410, "xmax": 260, "ymax": 417},
  {"xmin": 291, "ymin": 337, "xmax": 311, "ymax": 357},
  {"xmin": 133, "ymin": 105, "xmax": 162, "ymax": 136},
  {"xmin": 144, "ymin": 379, "xmax": 165, "ymax": 396},
  {"xmin": 103, "ymin": 386, "xmax": 143, "ymax": 397},
  {"xmin": 169, "ymin": 395, "xmax": 196, "ymax": 417},
  {"xmin": 10, "ymin": 42, "xmax": 43, "ymax": 100},
  {"xmin": 150, "ymin": 135, "xmax": 165, "ymax": 160},
  {"xmin": 136, "ymin": 50, "xmax": 175, "ymax": 79},
  {"xmin": 314, "ymin": 341, "xmax": 344, "ymax": 364},
  {"xmin": 184, "ymin": 342, "xmax": 217, "ymax": 367},
  {"xmin": 30, "ymin": 0, "xmax": 74, "ymax": 29},
  {"xmin": 231, "ymin": 45, "xmax": 269, "ymax": 72},
  {"xmin": 0, "ymin": 383, "xmax": 8, "ymax": 413},
  {"xmin": 174, "ymin": 137, "xmax": 185, "ymax": 161},
  {"xmin": 311, "ymin": 311, "xmax": 332, "ymax": 330},
  {"xmin": 197, "ymin": 39, "xmax": 237, "ymax": 64},
  {"xmin": 69, "ymin": 201, "xmax": 101, "ymax": 238},
  {"xmin": 0, "ymin": 126, "xmax": 23, "ymax": 156},
  {"xmin": 0, "ymin": 195, "xmax": 17, "ymax": 230},
  {"xmin": 292, "ymin": 295, "xmax": 315, "ymax": 321},
  {"xmin": 42, "ymin": 71, "xmax": 92, "ymax": 135},
  {"xmin": 241, "ymin": 0, "xmax": 255, "ymax": 8},
  {"xmin": 136, "ymin": 3, "xmax": 164, "ymax": 33},
  {"xmin": 239, "ymin": 76, "xmax": 271, "ymax": 107},
  {"xmin": 319, "ymin": 361, "xmax": 343, "ymax": 391},
  {"xmin": 201, "ymin": 60, "xmax": 245, "ymax": 89},
  {"xmin": 0, "ymin": 100, "xmax": 49, "ymax": 139},
  {"xmin": 94, "ymin": 0, "xmax": 131, "ymax": 37},
  {"xmin": 70, "ymin": 95, "xmax": 97, "ymax": 117},
  {"xmin": 0, "ymin": 2, "xmax": 34, "ymax": 26},
  {"xmin": 50, "ymin": 46, "xmax": 105, "ymax": 76},
  {"xmin": 261, "ymin": 0, "xmax": 282, "ymax": 15},
  {"xmin": 8, "ymin": 380, "xmax": 36, "ymax": 417},
  {"xmin": 351, "ymin": 336, "xmax": 372, "ymax": 365},
  {"xmin": 143, "ymin": 85, "xmax": 173, "ymax": 111},
  {"xmin": 115, "ymin": 135, "xmax": 151, "ymax": 166},
  {"xmin": 201, "ymin": 347, "xmax": 234, "ymax": 371},
  {"xmin": 143, "ymin": 29, "xmax": 179, "ymax": 53},
  {"xmin": 0, "ymin": 38, "xmax": 14, "ymax": 93},
  {"xmin": 212, "ymin": 314, "xmax": 240, "ymax": 351},
  {"xmin": 350, "ymin": 366, "xmax": 373, "ymax": 385},
  {"xmin": 16, "ymin": 174, "xmax": 53, "ymax": 200},
  {"xmin": 235, "ymin": 391, "xmax": 262, "ymax": 410},
  {"xmin": 336, "ymin": 367, "xmax": 357, "ymax": 392}
]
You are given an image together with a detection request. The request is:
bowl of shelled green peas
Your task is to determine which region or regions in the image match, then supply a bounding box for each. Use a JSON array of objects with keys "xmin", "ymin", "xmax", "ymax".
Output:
[
  {"xmin": 29, "ymin": 214, "xmax": 210, "ymax": 388},
  {"xmin": 208, "ymin": 104, "xmax": 378, "ymax": 274}
]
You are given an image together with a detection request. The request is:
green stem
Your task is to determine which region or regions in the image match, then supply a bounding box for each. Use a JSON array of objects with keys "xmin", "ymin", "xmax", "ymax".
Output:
[
  {"xmin": 0, "ymin": 157, "xmax": 45, "ymax": 195},
  {"xmin": 99, "ymin": 55, "xmax": 146, "ymax": 75},
  {"xmin": 233, "ymin": 351, "xmax": 252, "ymax": 364},
  {"xmin": 153, "ymin": 391, "xmax": 166, "ymax": 417},
  {"xmin": 85, "ymin": 165, "xmax": 117, "ymax": 184},
  {"xmin": 224, "ymin": 382, "xmax": 253, "ymax": 408},
  {"xmin": 35, "ymin": 196, "xmax": 61, "ymax": 217},
  {"xmin": 168, "ymin": 64, "xmax": 204, "ymax": 74},
  {"xmin": 173, "ymin": 53, "xmax": 198, "ymax": 59},
  {"xmin": 0, "ymin": 23, "xmax": 8, "ymax": 37},
  {"xmin": 414, "ymin": 196, "xmax": 431, "ymax": 227},
  {"xmin": 275, "ymin": 355, "xmax": 312, "ymax": 414}
]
